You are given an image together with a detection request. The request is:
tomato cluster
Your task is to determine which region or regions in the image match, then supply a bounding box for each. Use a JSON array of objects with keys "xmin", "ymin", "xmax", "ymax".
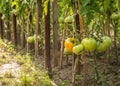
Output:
[{"xmin": 64, "ymin": 36, "xmax": 112, "ymax": 55}]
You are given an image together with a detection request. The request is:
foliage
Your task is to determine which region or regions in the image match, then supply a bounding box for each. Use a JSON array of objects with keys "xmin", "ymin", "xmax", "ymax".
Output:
[{"xmin": 59, "ymin": 80, "xmax": 71, "ymax": 86}]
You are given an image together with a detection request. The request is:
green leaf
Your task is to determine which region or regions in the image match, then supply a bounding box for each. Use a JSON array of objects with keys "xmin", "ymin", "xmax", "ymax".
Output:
[
  {"xmin": 104, "ymin": 0, "xmax": 110, "ymax": 12},
  {"xmin": 80, "ymin": 6, "xmax": 88, "ymax": 15},
  {"xmin": 81, "ymin": 0, "xmax": 90, "ymax": 7},
  {"xmin": 43, "ymin": 0, "xmax": 49, "ymax": 15},
  {"xmin": 11, "ymin": 1, "xmax": 17, "ymax": 8}
]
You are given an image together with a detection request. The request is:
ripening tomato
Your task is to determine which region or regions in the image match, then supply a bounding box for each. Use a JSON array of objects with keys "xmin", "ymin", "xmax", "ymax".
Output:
[
  {"xmin": 72, "ymin": 44, "xmax": 84, "ymax": 55},
  {"xmin": 81, "ymin": 38, "xmax": 97, "ymax": 52},
  {"xmin": 64, "ymin": 41, "xmax": 73, "ymax": 51},
  {"xmin": 64, "ymin": 48, "xmax": 72, "ymax": 55},
  {"xmin": 64, "ymin": 38, "xmax": 79, "ymax": 51},
  {"xmin": 66, "ymin": 38, "xmax": 79, "ymax": 46}
]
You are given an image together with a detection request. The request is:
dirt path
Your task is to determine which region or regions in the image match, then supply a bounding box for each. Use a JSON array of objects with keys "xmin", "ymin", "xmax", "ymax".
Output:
[
  {"xmin": 0, "ymin": 41, "xmax": 53, "ymax": 86},
  {"xmin": 0, "ymin": 47, "xmax": 20, "ymax": 85}
]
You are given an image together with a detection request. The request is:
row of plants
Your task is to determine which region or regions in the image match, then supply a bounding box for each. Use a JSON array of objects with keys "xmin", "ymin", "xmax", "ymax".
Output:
[{"xmin": 0, "ymin": 0, "xmax": 120, "ymax": 85}]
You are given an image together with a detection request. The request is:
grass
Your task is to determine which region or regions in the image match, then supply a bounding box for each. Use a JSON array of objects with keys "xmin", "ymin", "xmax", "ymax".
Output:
[{"xmin": 0, "ymin": 38, "xmax": 52, "ymax": 86}]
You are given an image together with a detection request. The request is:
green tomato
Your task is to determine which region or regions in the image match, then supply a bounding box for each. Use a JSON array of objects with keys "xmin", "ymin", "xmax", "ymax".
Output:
[
  {"xmin": 72, "ymin": 44, "xmax": 84, "ymax": 55},
  {"xmin": 64, "ymin": 16, "xmax": 74, "ymax": 24},
  {"xmin": 81, "ymin": 38, "xmax": 97, "ymax": 52},
  {"xmin": 64, "ymin": 48, "xmax": 72, "ymax": 55},
  {"xmin": 102, "ymin": 36, "xmax": 112, "ymax": 49},
  {"xmin": 27, "ymin": 36, "xmax": 34, "ymax": 44},
  {"xmin": 96, "ymin": 42, "xmax": 107, "ymax": 52},
  {"xmin": 59, "ymin": 17, "xmax": 64, "ymax": 23}
]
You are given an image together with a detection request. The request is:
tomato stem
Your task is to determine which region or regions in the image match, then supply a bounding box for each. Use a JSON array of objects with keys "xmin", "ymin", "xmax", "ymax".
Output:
[{"xmin": 93, "ymin": 51, "xmax": 99, "ymax": 84}]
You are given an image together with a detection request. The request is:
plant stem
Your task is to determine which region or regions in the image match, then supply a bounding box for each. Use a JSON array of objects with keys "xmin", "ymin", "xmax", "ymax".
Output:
[
  {"xmin": 72, "ymin": 54, "xmax": 76, "ymax": 86},
  {"xmin": 93, "ymin": 51, "xmax": 99, "ymax": 83},
  {"xmin": 81, "ymin": 53, "xmax": 88, "ymax": 86},
  {"xmin": 114, "ymin": 22, "xmax": 119, "ymax": 62}
]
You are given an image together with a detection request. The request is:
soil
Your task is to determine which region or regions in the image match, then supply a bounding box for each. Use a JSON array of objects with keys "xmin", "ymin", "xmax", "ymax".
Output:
[
  {"xmin": 37, "ymin": 50, "xmax": 120, "ymax": 86},
  {"xmin": 51, "ymin": 51, "xmax": 120, "ymax": 86}
]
